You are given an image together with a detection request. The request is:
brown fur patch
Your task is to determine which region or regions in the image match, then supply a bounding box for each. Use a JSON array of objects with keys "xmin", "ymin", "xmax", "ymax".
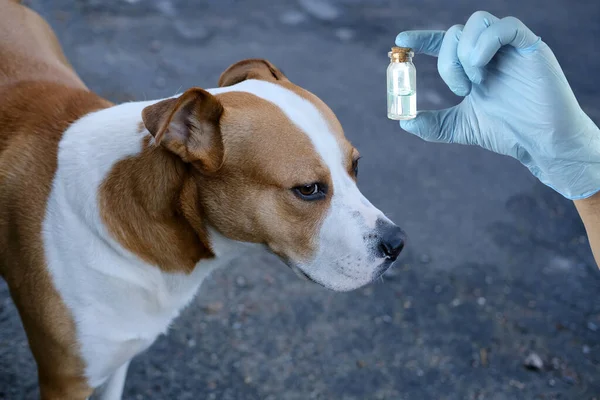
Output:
[
  {"xmin": 0, "ymin": 1, "xmax": 86, "ymax": 89},
  {"xmin": 199, "ymin": 91, "xmax": 333, "ymax": 261},
  {"xmin": 98, "ymin": 136, "xmax": 215, "ymax": 274},
  {"xmin": 218, "ymin": 59, "xmax": 288, "ymax": 88},
  {"xmin": 0, "ymin": 81, "xmax": 111, "ymax": 399}
]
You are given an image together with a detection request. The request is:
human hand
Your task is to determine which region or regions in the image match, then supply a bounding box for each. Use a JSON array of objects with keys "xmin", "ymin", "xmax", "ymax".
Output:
[{"xmin": 395, "ymin": 11, "xmax": 600, "ymax": 200}]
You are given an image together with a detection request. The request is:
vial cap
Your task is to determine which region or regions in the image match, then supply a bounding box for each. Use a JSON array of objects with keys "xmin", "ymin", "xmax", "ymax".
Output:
[{"xmin": 388, "ymin": 46, "xmax": 413, "ymax": 62}]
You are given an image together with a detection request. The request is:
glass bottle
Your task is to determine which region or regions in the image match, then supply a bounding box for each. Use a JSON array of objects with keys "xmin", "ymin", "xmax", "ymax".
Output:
[{"xmin": 387, "ymin": 47, "xmax": 416, "ymax": 120}]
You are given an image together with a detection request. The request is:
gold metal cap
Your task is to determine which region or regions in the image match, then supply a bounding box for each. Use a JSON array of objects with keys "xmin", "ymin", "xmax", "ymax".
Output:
[{"xmin": 388, "ymin": 46, "xmax": 414, "ymax": 62}]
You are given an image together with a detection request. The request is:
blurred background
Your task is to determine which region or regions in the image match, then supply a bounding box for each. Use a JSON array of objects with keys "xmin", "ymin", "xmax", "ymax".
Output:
[{"xmin": 1, "ymin": 0, "xmax": 599, "ymax": 399}]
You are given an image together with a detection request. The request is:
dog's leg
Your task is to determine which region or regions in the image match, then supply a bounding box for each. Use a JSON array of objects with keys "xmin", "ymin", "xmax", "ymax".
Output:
[
  {"xmin": 7, "ymin": 284, "xmax": 93, "ymax": 399},
  {"xmin": 32, "ymin": 337, "xmax": 94, "ymax": 400},
  {"xmin": 13, "ymin": 309, "xmax": 93, "ymax": 400},
  {"xmin": 92, "ymin": 361, "xmax": 130, "ymax": 400},
  {"xmin": 38, "ymin": 376, "xmax": 93, "ymax": 400}
]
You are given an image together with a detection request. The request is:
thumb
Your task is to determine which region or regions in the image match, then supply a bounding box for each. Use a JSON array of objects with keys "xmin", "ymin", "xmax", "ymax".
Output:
[{"xmin": 399, "ymin": 108, "xmax": 459, "ymax": 143}]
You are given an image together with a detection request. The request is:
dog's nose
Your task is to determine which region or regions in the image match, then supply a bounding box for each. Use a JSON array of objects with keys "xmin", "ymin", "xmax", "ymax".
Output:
[{"xmin": 378, "ymin": 225, "xmax": 406, "ymax": 261}]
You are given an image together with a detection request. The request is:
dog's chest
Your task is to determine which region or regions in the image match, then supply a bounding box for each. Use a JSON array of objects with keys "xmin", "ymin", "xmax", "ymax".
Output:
[
  {"xmin": 44, "ymin": 210, "xmax": 216, "ymax": 385},
  {"xmin": 44, "ymin": 195, "xmax": 244, "ymax": 386},
  {"xmin": 86, "ymin": 271, "xmax": 212, "ymax": 386}
]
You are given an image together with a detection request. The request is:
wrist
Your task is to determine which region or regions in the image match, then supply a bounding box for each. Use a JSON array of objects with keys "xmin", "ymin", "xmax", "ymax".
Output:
[{"xmin": 532, "ymin": 118, "xmax": 600, "ymax": 200}]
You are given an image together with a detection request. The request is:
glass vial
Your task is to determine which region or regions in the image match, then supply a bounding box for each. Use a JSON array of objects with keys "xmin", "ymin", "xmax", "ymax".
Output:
[{"xmin": 387, "ymin": 47, "xmax": 416, "ymax": 120}]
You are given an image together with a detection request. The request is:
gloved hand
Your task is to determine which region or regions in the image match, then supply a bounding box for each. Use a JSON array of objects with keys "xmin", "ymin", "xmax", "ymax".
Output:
[{"xmin": 395, "ymin": 11, "xmax": 600, "ymax": 200}]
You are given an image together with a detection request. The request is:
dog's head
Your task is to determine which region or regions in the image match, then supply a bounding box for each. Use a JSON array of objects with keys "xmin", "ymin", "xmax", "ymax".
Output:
[{"xmin": 142, "ymin": 59, "xmax": 406, "ymax": 291}]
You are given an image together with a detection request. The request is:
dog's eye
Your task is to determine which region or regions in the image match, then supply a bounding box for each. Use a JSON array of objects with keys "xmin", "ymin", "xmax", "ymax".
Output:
[
  {"xmin": 352, "ymin": 158, "xmax": 360, "ymax": 177},
  {"xmin": 293, "ymin": 183, "xmax": 327, "ymax": 201}
]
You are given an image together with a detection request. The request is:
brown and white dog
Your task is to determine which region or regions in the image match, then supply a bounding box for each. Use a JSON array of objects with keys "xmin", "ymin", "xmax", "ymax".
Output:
[{"xmin": 0, "ymin": 1, "xmax": 406, "ymax": 399}]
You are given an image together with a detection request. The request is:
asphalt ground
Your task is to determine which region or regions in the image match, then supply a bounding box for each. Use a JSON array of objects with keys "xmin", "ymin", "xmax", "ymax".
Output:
[{"xmin": 1, "ymin": 0, "xmax": 599, "ymax": 399}]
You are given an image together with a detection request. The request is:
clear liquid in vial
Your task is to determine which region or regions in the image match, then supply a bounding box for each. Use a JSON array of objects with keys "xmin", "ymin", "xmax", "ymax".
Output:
[{"xmin": 387, "ymin": 89, "xmax": 416, "ymax": 120}]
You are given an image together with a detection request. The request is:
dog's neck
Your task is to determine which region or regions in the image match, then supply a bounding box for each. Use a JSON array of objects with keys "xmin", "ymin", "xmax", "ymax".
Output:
[
  {"xmin": 98, "ymin": 132, "xmax": 214, "ymax": 274},
  {"xmin": 53, "ymin": 98, "xmax": 249, "ymax": 274}
]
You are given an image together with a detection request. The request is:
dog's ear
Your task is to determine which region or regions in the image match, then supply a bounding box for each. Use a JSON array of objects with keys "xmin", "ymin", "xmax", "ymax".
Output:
[
  {"xmin": 142, "ymin": 88, "xmax": 224, "ymax": 173},
  {"xmin": 218, "ymin": 59, "xmax": 288, "ymax": 87}
]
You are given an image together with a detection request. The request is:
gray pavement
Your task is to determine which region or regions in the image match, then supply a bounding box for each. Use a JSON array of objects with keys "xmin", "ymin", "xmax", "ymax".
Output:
[{"xmin": 1, "ymin": 0, "xmax": 599, "ymax": 399}]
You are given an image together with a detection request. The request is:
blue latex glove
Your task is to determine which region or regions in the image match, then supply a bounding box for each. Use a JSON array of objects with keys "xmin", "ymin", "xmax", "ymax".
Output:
[{"xmin": 395, "ymin": 11, "xmax": 600, "ymax": 200}]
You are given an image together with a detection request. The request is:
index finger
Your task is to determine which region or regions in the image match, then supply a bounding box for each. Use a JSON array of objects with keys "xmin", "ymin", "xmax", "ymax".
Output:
[{"xmin": 395, "ymin": 30, "xmax": 445, "ymax": 57}]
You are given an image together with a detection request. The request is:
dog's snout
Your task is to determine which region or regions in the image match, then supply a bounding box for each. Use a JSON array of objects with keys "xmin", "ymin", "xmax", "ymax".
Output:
[{"xmin": 377, "ymin": 224, "xmax": 406, "ymax": 261}]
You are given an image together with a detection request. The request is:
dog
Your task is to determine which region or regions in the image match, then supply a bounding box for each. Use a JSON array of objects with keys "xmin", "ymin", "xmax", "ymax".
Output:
[{"xmin": 0, "ymin": 0, "xmax": 406, "ymax": 398}]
